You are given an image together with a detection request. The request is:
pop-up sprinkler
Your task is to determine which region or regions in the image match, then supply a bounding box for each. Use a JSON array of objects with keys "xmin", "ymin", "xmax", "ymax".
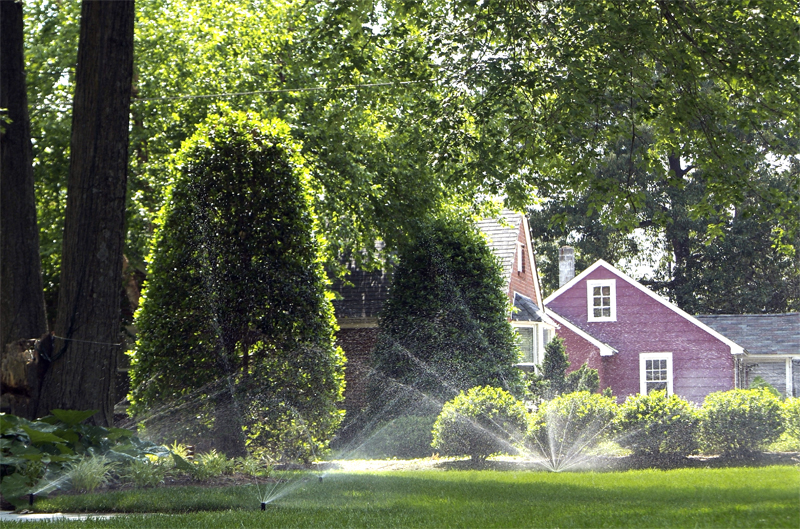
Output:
[
  {"xmin": 28, "ymin": 493, "xmax": 35, "ymax": 506},
  {"xmin": 261, "ymin": 502, "xmax": 266, "ymax": 511},
  {"xmin": 319, "ymin": 476, "xmax": 323, "ymax": 483}
]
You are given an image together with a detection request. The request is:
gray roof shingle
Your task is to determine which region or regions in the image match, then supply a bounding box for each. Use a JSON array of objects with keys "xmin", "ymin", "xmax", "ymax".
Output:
[
  {"xmin": 475, "ymin": 210, "xmax": 521, "ymax": 290},
  {"xmin": 695, "ymin": 313, "xmax": 800, "ymax": 356}
]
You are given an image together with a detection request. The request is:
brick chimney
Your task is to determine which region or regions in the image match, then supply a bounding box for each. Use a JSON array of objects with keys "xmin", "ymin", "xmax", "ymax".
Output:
[{"xmin": 559, "ymin": 246, "xmax": 575, "ymax": 287}]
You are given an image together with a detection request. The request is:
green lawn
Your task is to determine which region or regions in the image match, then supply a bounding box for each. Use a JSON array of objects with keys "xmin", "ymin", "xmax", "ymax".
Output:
[{"xmin": 6, "ymin": 466, "xmax": 799, "ymax": 528}]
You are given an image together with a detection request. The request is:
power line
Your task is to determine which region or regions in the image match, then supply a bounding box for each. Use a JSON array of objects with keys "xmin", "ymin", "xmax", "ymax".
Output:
[{"xmin": 134, "ymin": 79, "xmax": 435, "ymax": 103}]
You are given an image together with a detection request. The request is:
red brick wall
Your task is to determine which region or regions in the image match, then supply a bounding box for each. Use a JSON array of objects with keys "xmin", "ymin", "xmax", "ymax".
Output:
[
  {"xmin": 336, "ymin": 327, "xmax": 380, "ymax": 414},
  {"xmin": 508, "ymin": 227, "xmax": 538, "ymax": 302},
  {"xmin": 548, "ymin": 266, "xmax": 734, "ymax": 403}
]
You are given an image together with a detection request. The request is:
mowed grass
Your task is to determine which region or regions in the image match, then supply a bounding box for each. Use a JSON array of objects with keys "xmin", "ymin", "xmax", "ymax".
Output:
[{"xmin": 10, "ymin": 466, "xmax": 799, "ymax": 528}]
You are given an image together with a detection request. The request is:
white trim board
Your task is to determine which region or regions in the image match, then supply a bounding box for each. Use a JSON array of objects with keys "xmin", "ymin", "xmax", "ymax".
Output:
[
  {"xmin": 544, "ymin": 259, "xmax": 746, "ymax": 356},
  {"xmin": 547, "ymin": 310, "xmax": 617, "ymax": 357}
]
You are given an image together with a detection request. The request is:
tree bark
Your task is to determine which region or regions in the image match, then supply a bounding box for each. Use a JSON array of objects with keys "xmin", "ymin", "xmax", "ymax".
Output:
[
  {"xmin": 36, "ymin": 0, "xmax": 135, "ymax": 426},
  {"xmin": 0, "ymin": 1, "xmax": 48, "ymax": 363}
]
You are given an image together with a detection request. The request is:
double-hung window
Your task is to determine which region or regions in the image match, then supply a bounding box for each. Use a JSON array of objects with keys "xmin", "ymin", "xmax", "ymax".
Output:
[
  {"xmin": 516, "ymin": 327, "xmax": 537, "ymax": 364},
  {"xmin": 586, "ymin": 279, "xmax": 616, "ymax": 322},
  {"xmin": 639, "ymin": 353, "xmax": 673, "ymax": 395}
]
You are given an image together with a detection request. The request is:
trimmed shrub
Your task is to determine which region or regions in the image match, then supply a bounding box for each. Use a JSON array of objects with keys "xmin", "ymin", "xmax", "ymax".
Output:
[
  {"xmin": 615, "ymin": 391, "xmax": 699, "ymax": 456},
  {"xmin": 369, "ymin": 217, "xmax": 524, "ymax": 414},
  {"xmin": 129, "ymin": 109, "xmax": 344, "ymax": 460},
  {"xmin": 352, "ymin": 414, "xmax": 439, "ymax": 459},
  {"xmin": 782, "ymin": 397, "xmax": 800, "ymax": 442},
  {"xmin": 432, "ymin": 386, "xmax": 528, "ymax": 462},
  {"xmin": 699, "ymin": 388, "xmax": 784, "ymax": 456},
  {"xmin": 526, "ymin": 391, "xmax": 617, "ymax": 469}
]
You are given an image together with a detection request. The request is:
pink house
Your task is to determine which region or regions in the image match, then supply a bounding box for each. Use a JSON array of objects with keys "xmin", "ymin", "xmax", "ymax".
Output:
[{"xmin": 544, "ymin": 259, "xmax": 745, "ymax": 404}]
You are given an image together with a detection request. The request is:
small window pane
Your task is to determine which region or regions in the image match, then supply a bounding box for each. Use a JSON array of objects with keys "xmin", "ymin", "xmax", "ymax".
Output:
[{"xmin": 517, "ymin": 328, "xmax": 535, "ymax": 363}]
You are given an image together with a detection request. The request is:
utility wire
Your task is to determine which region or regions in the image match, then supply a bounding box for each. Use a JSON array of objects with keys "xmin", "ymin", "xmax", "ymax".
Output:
[{"xmin": 134, "ymin": 79, "xmax": 435, "ymax": 103}]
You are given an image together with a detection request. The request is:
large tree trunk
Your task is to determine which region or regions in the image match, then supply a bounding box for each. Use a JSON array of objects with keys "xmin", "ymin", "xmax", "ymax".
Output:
[
  {"xmin": 0, "ymin": 1, "xmax": 48, "ymax": 369},
  {"xmin": 37, "ymin": 0, "xmax": 135, "ymax": 426}
]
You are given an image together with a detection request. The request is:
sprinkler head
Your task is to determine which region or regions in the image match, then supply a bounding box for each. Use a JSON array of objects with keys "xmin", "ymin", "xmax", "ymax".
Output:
[
  {"xmin": 319, "ymin": 476, "xmax": 323, "ymax": 483},
  {"xmin": 261, "ymin": 502, "xmax": 266, "ymax": 511},
  {"xmin": 29, "ymin": 493, "xmax": 35, "ymax": 506}
]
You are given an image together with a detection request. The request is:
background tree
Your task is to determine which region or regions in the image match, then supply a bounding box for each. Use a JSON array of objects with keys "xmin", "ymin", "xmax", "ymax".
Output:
[
  {"xmin": 529, "ymin": 132, "xmax": 800, "ymax": 313},
  {"xmin": 425, "ymin": 0, "xmax": 799, "ymax": 242},
  {"xmin": 128, "ymin": 110, "xmax": 344, "ymax": 459},
  {"xmin": 36, "ymin": 0, "xmax": 135, "ymax": 426},
  {"xmin": 1, "ymin": 0, "xmax": 48, "ymax": 355},
  {"xmin": 368, "ymin": 217, "xmax": 524, "ymax": 418}
]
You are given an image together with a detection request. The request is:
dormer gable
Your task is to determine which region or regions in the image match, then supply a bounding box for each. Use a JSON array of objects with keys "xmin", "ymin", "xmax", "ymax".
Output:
[{"xmin": 544, "ymin": 259, "xmax": 745, "ymax": 356}]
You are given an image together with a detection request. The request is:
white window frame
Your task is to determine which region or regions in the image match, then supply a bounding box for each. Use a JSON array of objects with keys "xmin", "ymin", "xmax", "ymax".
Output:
[
  {"xmin": 639, "ymin": 352, "xmax": 673, "ymax": 395},
  {"xmin": 513, "ymin": 323, "xmax": 555, "ymax": 369},
  {"xmin": 516, "ymin": 241, "xmax": 525, "ymax": 273},
  {"xmin": 586, "ymin": 279, "xmax": 616, "ymax": 322},
  {"xmin": 514, "ymin": 324, "xmax": 538, "ymax": 366}
]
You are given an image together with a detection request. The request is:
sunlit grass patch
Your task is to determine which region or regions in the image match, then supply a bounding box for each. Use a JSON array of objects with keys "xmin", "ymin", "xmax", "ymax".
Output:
[{"xmin": 22, "ymin": 466, "xmax": 800, "ymax": 528}]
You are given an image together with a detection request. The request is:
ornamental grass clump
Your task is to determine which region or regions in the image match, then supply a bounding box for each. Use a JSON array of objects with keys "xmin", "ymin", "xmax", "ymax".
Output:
[
  {"xmin": 615, "ymin": 390, "xmax": 699, "ymax": 457},
  {"xmin": 118, "ymin": 457, "xmax": 169, "ymax": 488},
  {"xmin": 192, "ymin": 450, "xmax": 235, "ymax": 481},
  {"xmin": 432, "ymin": 386, "xmax": 528, "ymax": 462},
  {"xmin": 699, "ymin": 388, "xmax": 784, "ymax": 456},
  {"xmin": 67, "ymin": 455, "xmax": 117, "ymax": 492}
]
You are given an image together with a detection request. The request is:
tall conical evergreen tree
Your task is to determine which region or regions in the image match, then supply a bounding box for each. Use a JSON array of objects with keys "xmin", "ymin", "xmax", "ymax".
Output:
[{"xmin": 129, "ymin": 110, "xmax": 344, "ymax": 459}]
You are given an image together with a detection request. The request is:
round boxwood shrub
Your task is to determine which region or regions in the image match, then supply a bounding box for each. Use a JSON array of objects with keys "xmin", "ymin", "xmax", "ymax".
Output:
[
  {"xmin": 615, "ymin": 391, "xmax": 699, "ymax": 456},
  {"xmin": 431, "ymin": 386, "xmax": 528, "ymax": 462},
  {"xmin": 699, "ymin": 388, "xmax": 784, "ymax": 456},
  {"xmin": 526, "ymin": 391, "xmax": 617, "ymax": 470}
]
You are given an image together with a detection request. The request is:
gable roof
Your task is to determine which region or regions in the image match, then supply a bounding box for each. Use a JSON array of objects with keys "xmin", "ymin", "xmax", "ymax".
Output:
[
  {"xmin": 695, "ymin": 313, "xmax": 800, "ymax": 357},
  {"xmin": 544, "ymin": 259, "xmax": 746, "ymax": 356},
  {"xmin": 476, "ymin": 211, "xmax": 521, "ymax": 285},
  {"xmin": 476, "ymin": 210, "xmax": 544, "ymax": 308}
]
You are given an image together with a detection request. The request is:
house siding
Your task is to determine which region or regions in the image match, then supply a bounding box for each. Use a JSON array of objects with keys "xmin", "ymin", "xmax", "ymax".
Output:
[
  {"xmin": 556, "ymin": 327, "xmax": 606, "ymax": 388},
  {"xmin": 547, "ymin": 266, "xmax": 734, "ymax": 403},
  {"xmin": 508, "ymin": 224, "xmax": 538, "ymax": 304}
]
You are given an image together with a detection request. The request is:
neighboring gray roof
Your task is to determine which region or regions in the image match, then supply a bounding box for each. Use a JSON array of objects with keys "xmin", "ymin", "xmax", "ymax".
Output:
[
  {"xmin": 695, "ymin": 313, "xmax": 800, "ymax": 356},
  {"xmin": 475, "ymin": 210, "xmax": 521, "ymax": 288},
  {"xmin": 512, "ymin": 293, "xmax": 545, "ymax": 322},
  {"xmin": 512, "ymin": 293, "xmax": 558, "ymax": 327},
  {"xmin": 330, "ymin": 264, "xmax": 390, "ymax": 319}
]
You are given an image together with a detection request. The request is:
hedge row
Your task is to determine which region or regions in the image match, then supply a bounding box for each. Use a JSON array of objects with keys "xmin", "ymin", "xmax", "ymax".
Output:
[{"xmin": 427, "ymin": 387, "xmax": 797, "ymax": 462}]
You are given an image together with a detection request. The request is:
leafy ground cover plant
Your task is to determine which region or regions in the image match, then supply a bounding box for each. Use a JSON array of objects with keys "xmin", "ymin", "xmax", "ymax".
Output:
[
  {"xmin": 431, "ymin": 386, "xmax": 528, "ymax": 462},
  {"xmin": 526, "ymin": 391, "xmax": 617, "ymax": 470},
  {"xmin": 700, "ymin": 388, "xmax": 784, "ymax": 456},
  {"xmin": 615, "ymin": 391, "xmax": 699, "ymax": 457},
  {"xmin": 0, "ymin": 410, "xmax": 169, "ymax": 508}
]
